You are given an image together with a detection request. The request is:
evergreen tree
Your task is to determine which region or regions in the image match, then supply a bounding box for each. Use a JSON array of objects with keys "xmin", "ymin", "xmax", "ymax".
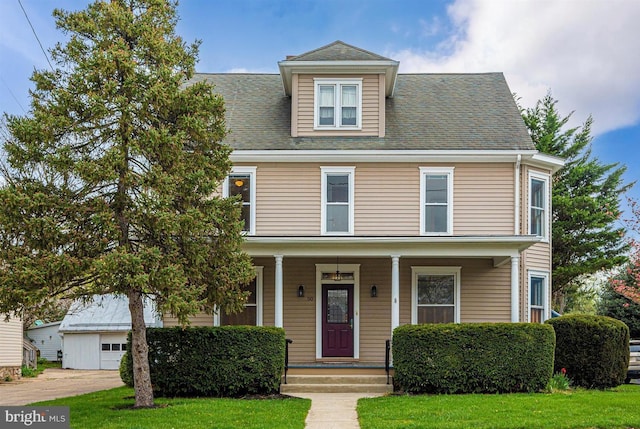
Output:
[
  {"xmin": 0, "ymin": 0, "xmax": 254, "ymax": 407},
  {"xmin": 521, "ymin": 93, "xmax": 632, "ymax": 312}
]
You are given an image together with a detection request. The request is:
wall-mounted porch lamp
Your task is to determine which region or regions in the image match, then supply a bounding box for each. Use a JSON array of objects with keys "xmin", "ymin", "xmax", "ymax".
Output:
[
  {"xmin": 371, "ymin": 285, "xmax": 378, "ymax": 298},
  {"xmin": 298, "ymin": 284, "xmax": 305, "ymax": 297}
]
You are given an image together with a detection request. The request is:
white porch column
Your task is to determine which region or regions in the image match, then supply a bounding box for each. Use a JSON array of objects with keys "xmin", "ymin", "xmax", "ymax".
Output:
[
  {"xmin": 391, "ymin": 255, "xmax": 400, "ymax": 334},
  {"xmin": 274, "ymin": 255, "xmax": 283, "ymax": 328},
  {"xmin": 511, "ymin": 255, "xmax": 520, "ymax": 322}
]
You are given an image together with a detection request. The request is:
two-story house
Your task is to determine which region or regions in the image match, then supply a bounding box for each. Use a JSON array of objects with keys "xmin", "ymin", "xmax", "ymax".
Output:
[{"xmin": 164, "ymin": 41, "xmax": 562, "ymax": 367}]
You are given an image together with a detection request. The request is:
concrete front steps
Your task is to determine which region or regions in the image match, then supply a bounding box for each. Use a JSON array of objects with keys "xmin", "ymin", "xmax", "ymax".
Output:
[{"xmin": 280, "ymin": 372, "xmax": 393, "ymax": 394}]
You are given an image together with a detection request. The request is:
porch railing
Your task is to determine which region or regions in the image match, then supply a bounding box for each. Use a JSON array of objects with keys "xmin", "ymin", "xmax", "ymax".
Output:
[
  {"xmin": 385, "ymin": 339, "xmax": 391, "ymax": 385},
  {"xmin": 284, "ymin": 338, "xmax": 293, "ymax": 384}
]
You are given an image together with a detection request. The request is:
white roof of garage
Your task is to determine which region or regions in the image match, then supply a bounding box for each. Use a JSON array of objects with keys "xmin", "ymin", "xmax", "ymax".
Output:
[{"xmin": 59, "ymin": 294, "xmax": 162, "ymax": 333}]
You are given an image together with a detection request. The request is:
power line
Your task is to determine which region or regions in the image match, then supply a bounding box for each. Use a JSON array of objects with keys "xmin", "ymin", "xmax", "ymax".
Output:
[
  {"xmin": 0, "ymin": 73, "xmax": 27, "ymax": 114},
  {"xmin": 18, "ymin": 0, "xmax": 54, "ymax": 72}
]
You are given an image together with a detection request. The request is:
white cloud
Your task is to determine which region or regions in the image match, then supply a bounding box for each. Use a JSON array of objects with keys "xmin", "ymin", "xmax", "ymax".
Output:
[{"xmin": 389, "ymin": 0, "xmax": 640, "ymax": 135}]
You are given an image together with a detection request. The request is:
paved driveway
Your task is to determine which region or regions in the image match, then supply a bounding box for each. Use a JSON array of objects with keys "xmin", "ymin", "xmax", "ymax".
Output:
[{"xmin": 0, "ymin": 368, "xmax": 124, "ymax": 405}]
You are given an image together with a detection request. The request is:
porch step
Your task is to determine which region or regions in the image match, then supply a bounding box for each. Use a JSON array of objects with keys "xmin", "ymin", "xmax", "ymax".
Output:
[{"xmin": 280, "ymin": 374, "xmax": 393, "ymax": 394}]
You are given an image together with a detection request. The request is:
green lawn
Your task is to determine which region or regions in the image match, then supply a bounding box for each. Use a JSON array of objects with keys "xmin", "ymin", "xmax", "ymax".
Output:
[
  {"xmin": 358, "ymin": 384, "xmax": 640, "ymax": 429},
  {"xmin": 33, "ymin": 387, "xmax": 310, "ymax": 429}
]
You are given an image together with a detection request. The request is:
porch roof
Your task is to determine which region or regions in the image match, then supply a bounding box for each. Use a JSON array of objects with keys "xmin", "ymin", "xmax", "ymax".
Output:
[{"xmin": 243, "ymin": 235, "xmax": 541, "ymax": 267}]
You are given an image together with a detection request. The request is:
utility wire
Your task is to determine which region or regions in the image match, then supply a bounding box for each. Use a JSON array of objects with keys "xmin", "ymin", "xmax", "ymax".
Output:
[
  {"xmin": 18, "ymin": 0, "xmax": 55, "ymax": 72},
  {"xmin": 0, "ymin": 73, "xmax": 27, "ymax": 114}
]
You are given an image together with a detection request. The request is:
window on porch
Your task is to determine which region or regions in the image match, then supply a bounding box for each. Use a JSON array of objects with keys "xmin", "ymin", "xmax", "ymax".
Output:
[
  {"xmin": 217, "ymin": 267, "xmax": 263, "ymax": 326},
  {"xmin": 412, "ymin": 266, "xmax": 461, "ymax": 324}
]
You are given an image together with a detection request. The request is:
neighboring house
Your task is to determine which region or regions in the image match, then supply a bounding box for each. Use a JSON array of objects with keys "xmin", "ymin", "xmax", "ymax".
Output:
[
  {"xmin": 0, "ymin": 314, "xmax": 23, "ymax": 379},
  {"xmin": 164, "ymin": 41, "xmax": 563, "ymax": 366},
  {"xmin": 26, "ymin": 321, "xmax": 63, "ymax": 362},
  {"xmin": 59, "ymin": 294, "xmax": 162, "ymax": 370}
]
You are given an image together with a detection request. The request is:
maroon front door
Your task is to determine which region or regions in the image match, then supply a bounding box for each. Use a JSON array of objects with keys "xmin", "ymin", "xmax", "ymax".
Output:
[{"xmin": 322, "ymin": 284, "xmax": 354, "ymax": 357}]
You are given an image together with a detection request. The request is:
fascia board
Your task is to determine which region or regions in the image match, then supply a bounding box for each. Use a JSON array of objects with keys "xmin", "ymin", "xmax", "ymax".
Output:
[{"xmin": 230, "ymin": 150, "xmax": 538, "ymax": 163}]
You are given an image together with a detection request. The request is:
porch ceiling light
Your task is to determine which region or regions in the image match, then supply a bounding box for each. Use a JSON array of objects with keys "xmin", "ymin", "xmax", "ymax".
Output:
[
  {"xmin": 234, "ymin": 179, "xmax": 245, "ymax": 187},
  {"xmin": 335, "ymin": 256, "xmax": 342, "ymax": 281}
]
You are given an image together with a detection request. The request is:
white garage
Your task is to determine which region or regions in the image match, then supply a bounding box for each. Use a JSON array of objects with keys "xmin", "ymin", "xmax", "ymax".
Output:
[{"xmin": 59, "ymin": 294, "xmax": 162, "ymax": 370}]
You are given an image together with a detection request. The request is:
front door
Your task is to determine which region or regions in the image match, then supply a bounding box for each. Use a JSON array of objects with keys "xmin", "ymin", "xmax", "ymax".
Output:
[{"xmin": 322, "ymin": 284, "xmax": 354, "ymax": 357}]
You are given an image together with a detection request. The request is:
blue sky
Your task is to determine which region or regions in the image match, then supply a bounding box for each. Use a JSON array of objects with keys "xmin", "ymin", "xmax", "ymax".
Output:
[{"xmin": 1, "ymin": 0, "xmax": 639, "ymax": 220}]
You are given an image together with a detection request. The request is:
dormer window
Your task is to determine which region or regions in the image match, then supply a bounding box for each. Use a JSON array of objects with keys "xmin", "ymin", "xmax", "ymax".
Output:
[{"xmin": 314, "ymin": 78, "xmax": 362, "ymax": 130}]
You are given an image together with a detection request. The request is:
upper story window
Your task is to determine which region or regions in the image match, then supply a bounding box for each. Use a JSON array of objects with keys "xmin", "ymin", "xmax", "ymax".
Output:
[
  {"xmin": 314, "ymin": 78, "xmax": 362, "ymax": 130},
  {"xmin": 321, "ymin": 166, "xmax": 355, "ymax": 235},
  {"xmin": 224, "ymin": 166, "xmax": 256, "ymax": 235},
  {"xmin": 411, "ymin": 266, "xmax": 461, "ymax": 324},
  {"xmin": 420, "ymin": 167, "xmax": 454, "ymax": 235},
  {"xmin": 529, "ymin": 271, "xmax": 549, "ymax": 323},
  {"xmin": 529, "ymin": 171, "xmax": 549, "ymax": 240}
]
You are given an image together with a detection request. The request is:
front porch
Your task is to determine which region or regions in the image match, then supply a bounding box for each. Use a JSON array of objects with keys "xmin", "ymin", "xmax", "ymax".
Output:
[{"xmin": 246, "ymin": 235, "xmax": 540, "ymax": 365}]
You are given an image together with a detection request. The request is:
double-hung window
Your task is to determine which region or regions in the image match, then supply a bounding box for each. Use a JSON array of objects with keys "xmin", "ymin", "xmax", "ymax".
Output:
[
  {"xmin": 411, "ymin": 267, "xmax": 461, "ymax": 324},
  {"xmin": 321, "ymin": 167, "xmax": 355, "ymax": 235},
  {"xmin": 314, "ymin": 79, "xmax": 362, "ymax": 129},
  {"xmin": 420, "ymin": 167, "xmax": 454, "ymax": 235},
  {"xmin": 529, "ymin": 271, "xmax": 549, "ymax": 323},
  {"xmin": 217, "ymin": 267, "xmax": 263, "ymax": 326},
  {"xmin": 529, "ymin": 171, "xmax": 549, "ymax": 239},
  {"xmin": 224, "ymin": 167, "xmax": 256, "ymax": 235}
]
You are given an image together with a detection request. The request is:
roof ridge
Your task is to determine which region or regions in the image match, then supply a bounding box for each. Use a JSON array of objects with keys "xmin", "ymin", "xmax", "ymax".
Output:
[{"xmin": 286, "ymin": 40, "xmax": 392, "ymax": 61}]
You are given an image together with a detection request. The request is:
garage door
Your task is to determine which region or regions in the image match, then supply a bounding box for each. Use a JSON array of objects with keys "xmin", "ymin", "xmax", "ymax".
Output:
[{"xmin": 100, "ymin": 333, "xmax": 127, "ymax": 370}]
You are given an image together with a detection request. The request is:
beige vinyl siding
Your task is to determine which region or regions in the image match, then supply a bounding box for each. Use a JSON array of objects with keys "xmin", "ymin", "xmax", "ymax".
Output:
[
  {"xmin": 281, "ymin": 258, "xmax": 318, "ymax": 362},
  {"xmin": 358, "ymin": 259, "xmax": 392, "ymax": 362},
  {"xmin": 296, "ymin": 74, "xmax": 381, "ymax": 136},
  {"xmin": 454, "ymin": 163, "xmax": 514, "ymax": 234},
  {"xmin": 163, "ymin": 313, "xmax": 213, "ymax": 328},
  {"xmin": 0, "ymin": 315, "xmax": 22, "ymax": 366},
  {"xmin": 243, "ymin": 162, "xmax": 517, "ymax": 237},
  {"xmin": 355, "ymin": 164, "xmax": 419, "ymax": 235},
  {"xmin": 252, "ymin": 163, "xmax": 321, "ymax": 235},
  {"xmin": 399, "ymin": 258, "xmax": 512, "ymax": 326}
]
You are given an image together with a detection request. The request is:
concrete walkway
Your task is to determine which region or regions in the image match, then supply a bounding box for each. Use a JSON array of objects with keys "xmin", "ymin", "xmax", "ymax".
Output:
[
  {"xmin": 291, "ymin": 392, "xmax": 385, "ymax": 429},
  {"xmin": 0, "ymin": 368, "xmax": 124, "ymax": 405}
]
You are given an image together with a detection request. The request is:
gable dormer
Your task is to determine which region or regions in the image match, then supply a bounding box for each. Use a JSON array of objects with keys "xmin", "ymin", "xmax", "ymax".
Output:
[{"xmin": 278, "ymin": 41, "xmax": 399, "ymax": 138}]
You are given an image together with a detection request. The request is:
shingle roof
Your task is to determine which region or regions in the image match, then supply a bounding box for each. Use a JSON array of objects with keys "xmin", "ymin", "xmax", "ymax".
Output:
[
  {"xmin": 286, "ymin": 40, "xmax": 393, "ymax": 62},
  {"xmin": 188, "ymin": 72, "xmax": 534, "ymax": 151},
  {"xmin": 59, "ymin": 294, "xmax": 162, "ymax": 333}
]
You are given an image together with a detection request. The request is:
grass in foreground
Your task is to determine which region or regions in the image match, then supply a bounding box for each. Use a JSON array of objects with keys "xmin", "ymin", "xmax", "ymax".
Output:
[
  {"xmin": 33, "ymin": 386, "xmax": 310, "ymax": 429},
  {"xmin": 358, "ymin": 384, "xmax": 640, "ymax": 429},
  {"xmin": 21, "ymin": 360, "xmax": 62, "ymax": 378}
]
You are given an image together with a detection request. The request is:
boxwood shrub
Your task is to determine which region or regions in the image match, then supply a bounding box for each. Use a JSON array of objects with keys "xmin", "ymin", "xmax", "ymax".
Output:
[
  {"xmin": 546, "ymin": 314, "xmax": 629, "ymax": 389},
  {"xmin": 121, "ymin": 326, "xmax": 286, "ymax": 397},
  {"xmin": 393, "ymin": 323, "xmax": 555, "ymax": 394}
]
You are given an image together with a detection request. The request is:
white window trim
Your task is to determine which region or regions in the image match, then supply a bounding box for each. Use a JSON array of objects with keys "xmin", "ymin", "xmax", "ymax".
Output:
[
  {"xmin": 419, "ymin": 167, "xmax": 454, "ymax": 236},
  {"xmin": 314, "ymin": 78, "xmax": 363, "ymax": 130},
  {"xmin": 528, "ymin": 270, "xmax": 549, "ymax": 323},
  {"xmin": 411, "ymin": 266, "xmax": 461, "ymax": 324},
  {"xmin": 321, "ymin": 166, "xmax": 355, "ymax": 235},
  {"xmin": 214, "ymin": 266, "xmax": 263, "ymax": 326},
  {"xmin": 223, "ymin": 166, "xmax": 257, "ymax": 236},
  {"xmin": 528, "ymin": 170, "xmax": 550, "ymax": 242}
]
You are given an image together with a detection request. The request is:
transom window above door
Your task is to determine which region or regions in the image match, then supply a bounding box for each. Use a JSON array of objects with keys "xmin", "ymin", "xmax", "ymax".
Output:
[{"xmin": 314, "ymin": 79, "xmax": 362, "ymax": 130}]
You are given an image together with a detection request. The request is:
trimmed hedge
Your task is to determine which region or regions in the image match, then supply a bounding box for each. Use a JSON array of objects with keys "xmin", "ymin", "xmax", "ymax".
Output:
[
  {"xmin": 546, "ymin": 314, "xmax": 629, "ymax": 389},
  {"xmin": 121, "ymin": 326, "xmax": 286, "ymax": 397},
  {"xmin": 393, "ymin": 323, "xmax": 555, "ymax": 394}
]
